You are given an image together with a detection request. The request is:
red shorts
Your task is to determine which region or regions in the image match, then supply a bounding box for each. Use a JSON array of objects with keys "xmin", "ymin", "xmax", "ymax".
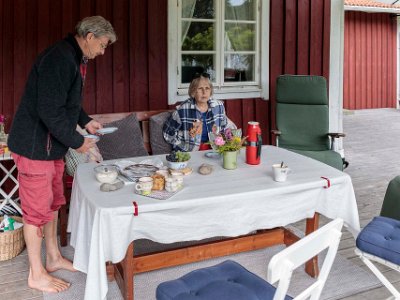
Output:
[{"xmin": 12, "ymin": 153, "xmax": 66, "ymax": 227}]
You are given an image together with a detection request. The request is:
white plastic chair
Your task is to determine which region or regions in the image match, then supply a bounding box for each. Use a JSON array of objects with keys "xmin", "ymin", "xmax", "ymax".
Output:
[
  {"xmin": 355, "ymin": 248, "xmax": 400, "ymax": 300},
  {"xmin": 269, "ymin": 218, "xmax": 343, "ymax": 300},
  {"xmin": 156, "ymin": 218, "xmax": 344, "ymax": 300}
]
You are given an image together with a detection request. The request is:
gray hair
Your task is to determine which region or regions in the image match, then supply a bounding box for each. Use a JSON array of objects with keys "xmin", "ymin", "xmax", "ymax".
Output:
[
  {"xmin": 188, "ymin": 75, "xmax": 214, "ymax": 98},
  {"xmin": 75, "ymin": 16, "xmax": 117, "ymax": 44}
]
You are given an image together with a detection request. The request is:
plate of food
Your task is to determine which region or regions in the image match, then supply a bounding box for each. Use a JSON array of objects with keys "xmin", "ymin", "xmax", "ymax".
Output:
[{"xmin": 97, "ymin": 127, "xmax": 118, "ymax": 135}]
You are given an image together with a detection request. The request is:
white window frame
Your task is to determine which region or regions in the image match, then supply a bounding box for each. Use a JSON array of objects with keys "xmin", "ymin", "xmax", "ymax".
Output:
[{"xmin": 168, "ymin": 0, "xmax": 269, "ymax": 104}]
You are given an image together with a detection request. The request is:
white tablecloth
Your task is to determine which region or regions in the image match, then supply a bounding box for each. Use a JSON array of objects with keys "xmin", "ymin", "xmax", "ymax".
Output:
[{"xmin": 68, "ymin": 146, "xmax": 360, "ymax": 300}]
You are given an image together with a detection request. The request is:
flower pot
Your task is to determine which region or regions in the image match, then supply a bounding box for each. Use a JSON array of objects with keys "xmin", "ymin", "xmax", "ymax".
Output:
[{"xmin": 223, "ymin": 151, "xmax": 238, "ymax": 170}]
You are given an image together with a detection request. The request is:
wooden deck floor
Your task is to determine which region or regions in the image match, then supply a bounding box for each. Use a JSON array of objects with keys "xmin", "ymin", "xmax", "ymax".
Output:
[{"xmin": 1, "ymin": 108, "xmax": 399, "ymax": 299}]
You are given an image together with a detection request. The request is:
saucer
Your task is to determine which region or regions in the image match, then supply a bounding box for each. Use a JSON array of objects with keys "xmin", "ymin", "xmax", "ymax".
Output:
[
  {"xmin": 84, "ymin": 134, "xmax": 100, "ymax": 141},
  {"xmin": 97, "ymin": 127, "xmax": 118, "ymax": 135},
  {"xmin": 205, "ymin": 151, "xmax": 220, "ymax": 159}
]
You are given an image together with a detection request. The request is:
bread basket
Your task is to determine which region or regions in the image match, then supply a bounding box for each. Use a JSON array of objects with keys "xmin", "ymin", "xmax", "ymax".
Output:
[{"xmin": 0, "ymin": 216, "xmax": 25, "ymax": 261}]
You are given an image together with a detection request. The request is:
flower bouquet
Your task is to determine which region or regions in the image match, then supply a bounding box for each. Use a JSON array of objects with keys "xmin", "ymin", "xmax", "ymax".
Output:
[{"xmin": 209, "ymin": 127, "xmax": 247, "ymax": 169}]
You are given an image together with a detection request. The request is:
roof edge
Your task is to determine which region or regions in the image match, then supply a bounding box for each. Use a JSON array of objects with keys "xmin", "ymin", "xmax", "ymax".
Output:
[{"xmin": 344, "ymin": 5, "xmax": 400, "ymax": 13}]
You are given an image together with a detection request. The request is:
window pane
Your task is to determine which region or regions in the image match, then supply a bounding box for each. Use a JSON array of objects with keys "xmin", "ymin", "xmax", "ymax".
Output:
[
  {"xmin": 225, "ymin": 0, "xmax": 255, "ymax": 21},
  {"xmin": 182, "ymin": 22, "xmax": 215, "ymax": 51},
  {"xmin": 182, "ymin": 0, "xmax": 215, "ymax": 19},
  {"xmin": 224, "ymin": 54, "xmax": 254, "ymax": 82},
  {"xmin": 224, "ymin": 23, "xmax": 255, "ymax": 51},
  {"xmin": 182, "ymin": 54, "xmax": 215, "ymax": 83}
]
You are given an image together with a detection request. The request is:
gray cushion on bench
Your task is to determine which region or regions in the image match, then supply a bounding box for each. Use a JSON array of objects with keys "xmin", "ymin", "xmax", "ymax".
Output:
[
  {"xmin": 150, "ymin": 111, "xmax": 172, "ymax": 155},
  {"xmin": 97, "ymin": 113, "xmax": 149, "ymax": 160}
]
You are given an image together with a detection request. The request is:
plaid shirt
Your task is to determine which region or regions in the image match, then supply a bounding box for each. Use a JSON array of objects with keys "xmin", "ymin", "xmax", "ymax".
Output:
[{"xmin": 163, "ymin": 97, "xmax": 227, "ymax": 152}]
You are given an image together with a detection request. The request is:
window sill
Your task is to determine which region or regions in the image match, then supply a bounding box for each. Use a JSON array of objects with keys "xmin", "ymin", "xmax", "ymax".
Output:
[{"xmin": 171, "ymin": 87, "xmax": 268, "ymax": 104}]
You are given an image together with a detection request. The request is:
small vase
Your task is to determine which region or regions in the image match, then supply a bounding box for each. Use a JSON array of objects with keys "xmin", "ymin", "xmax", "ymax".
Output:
[{"xmin": 223, "ymin": 151, "xmax": 238, "ymax": 170}]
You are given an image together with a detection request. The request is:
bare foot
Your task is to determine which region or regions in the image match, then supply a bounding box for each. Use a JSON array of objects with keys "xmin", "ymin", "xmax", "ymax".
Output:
[
  {"xmin": 28, "ymin": 269, "xmax": 70, "ymax": 293},
  {"xmin": 46, "ymin": 255, "xmax": 77, "ymax": 273}
]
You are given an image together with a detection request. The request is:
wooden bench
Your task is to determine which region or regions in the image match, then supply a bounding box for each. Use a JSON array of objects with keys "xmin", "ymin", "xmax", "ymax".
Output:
[{"xmin": 59, "ymin": 109, "xmax": 171, "ymax": 247}]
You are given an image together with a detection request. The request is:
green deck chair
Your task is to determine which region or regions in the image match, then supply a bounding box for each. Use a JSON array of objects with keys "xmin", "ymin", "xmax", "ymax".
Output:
[
  {"xmin": 381, "ymin": 176, "xmax": 400, "ymax": 220},
  {"xmin": 272, "ymin": 75, "xmax": 348, "ymax": 171}
]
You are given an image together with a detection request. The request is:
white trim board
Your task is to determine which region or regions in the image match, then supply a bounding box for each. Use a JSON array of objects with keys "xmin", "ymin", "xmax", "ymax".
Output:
[
  {"xmin": 329, "ymin": 0, "xmax": 345, "ymax": 154},
  {"xmin": 344, "ymin": 5, "xmax": 400, "ymax": 14}
]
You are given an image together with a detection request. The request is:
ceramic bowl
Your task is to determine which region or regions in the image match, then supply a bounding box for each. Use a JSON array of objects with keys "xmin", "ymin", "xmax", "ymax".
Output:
[
  {"xmin": 94, "ymin": 165, "xmax": 119, "ymax": 183},
  {"xmin": 167, "ymin": 160, "xmax": 189, "ymax": 170}
]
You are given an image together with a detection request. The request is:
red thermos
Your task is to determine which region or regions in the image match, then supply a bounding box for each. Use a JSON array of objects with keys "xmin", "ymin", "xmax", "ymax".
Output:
[{"xmin": 246, "ymin": 121, "xmax": 262, "ymax": 165}]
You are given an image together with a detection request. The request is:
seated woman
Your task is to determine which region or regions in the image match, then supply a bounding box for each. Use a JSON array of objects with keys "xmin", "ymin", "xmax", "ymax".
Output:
[{"xmin": 163, "ymin": 73, "xmax": 229, "ymax": 152}]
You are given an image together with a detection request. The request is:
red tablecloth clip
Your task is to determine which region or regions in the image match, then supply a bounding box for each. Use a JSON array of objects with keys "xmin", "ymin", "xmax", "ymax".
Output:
[
  {"xmin": 132, "ymin": 201, "xmax": 139, "ymax": 216},
  {"xmin": 321, "ymin": 176, "xmax": 331, "ymax": 189}
]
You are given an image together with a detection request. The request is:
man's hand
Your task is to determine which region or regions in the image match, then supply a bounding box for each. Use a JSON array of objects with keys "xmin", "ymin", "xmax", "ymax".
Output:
[
  {"xmin": 85, "ymin": 120, "xmax": 102, "ymax": 134},
  {"xmin": 76, "ymin": 137, "xmax": 97, "ymax": 153}
]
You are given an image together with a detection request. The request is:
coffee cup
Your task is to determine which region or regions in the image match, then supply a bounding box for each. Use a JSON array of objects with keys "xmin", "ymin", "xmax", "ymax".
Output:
[
  {"xmin": 135, "ymin": 176, "xmax": 153, "ymax": 195},
  {"xmin": 272, "ymin": 164, "xmax": 291, "ymax": 182}
]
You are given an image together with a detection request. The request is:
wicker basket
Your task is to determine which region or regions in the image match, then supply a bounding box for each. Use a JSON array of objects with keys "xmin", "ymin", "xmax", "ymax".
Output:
[{"xmin": 0, "ymin": 216, "xmax": 25, "ymax": 261}]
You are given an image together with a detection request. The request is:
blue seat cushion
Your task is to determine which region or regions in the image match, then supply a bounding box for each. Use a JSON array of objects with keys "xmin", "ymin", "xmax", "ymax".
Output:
[
  {"xmin": 156, "ymin": 260, "xmax": 293, "ymax": 300},
  {"xmin": 356, "ymin": 216, "xmax": 400, "ymax": 265}
]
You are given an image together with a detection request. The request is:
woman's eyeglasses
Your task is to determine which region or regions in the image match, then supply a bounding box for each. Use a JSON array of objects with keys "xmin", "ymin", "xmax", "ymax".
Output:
[{"xmin": 192, "ymin": 72, "xmax": 210, "ymax": 79}]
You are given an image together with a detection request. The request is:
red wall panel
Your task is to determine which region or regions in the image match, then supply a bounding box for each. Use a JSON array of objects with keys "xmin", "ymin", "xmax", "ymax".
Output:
[
  {"xmin": 0, "ymin": 0, "xmax": 332, "ymax": 147},
  {"xmin": 344, "ymin": 12, "xmax": 397, "ymax": 109},
  {"xmin": 269, "ymin": 0, "xmax": 332, "ymax": 143}
]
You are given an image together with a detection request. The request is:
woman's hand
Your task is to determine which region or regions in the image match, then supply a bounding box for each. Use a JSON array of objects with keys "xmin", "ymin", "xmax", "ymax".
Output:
[
  {"xmin": 189, "ymin": 119, "xmax": 202, "ymax": 138},
  {"xmin": 85, "ymin": 120, "xmax": 102, "ymax": 134}
]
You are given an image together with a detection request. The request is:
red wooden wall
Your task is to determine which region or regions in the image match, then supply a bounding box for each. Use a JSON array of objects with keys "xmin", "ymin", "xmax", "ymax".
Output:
[
  {"xmin": 269, "ymin": 0, "xmax": 332, "ymax": 135},
  {"xmin": 344, "ymin": 12, "xmax": 397, "ymax": 109},
  {"xmin": 0, "ymin": 0, "xmax": 332, "ymax": 146}
]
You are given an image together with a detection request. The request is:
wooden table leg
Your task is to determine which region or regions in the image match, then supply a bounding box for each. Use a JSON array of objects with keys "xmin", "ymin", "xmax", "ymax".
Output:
[
  {"xmin": 124, "ymin": 243, "xmax": 134, "ymax": 300},
  {"xmin": 305, "ymin": 213, "xmax": 320, "ymax": 277},
  {"xmin": 106, "ymin": 262, "xmax": 115, "ymax": 281},
  {"xmin": 115, "ymin": 243, "xmax": 134, "ymax": 300}
]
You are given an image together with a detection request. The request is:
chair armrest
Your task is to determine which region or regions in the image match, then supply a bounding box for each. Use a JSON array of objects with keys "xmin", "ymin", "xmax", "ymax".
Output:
[
  {"xmin": 328, "ymin": 132, "xmax": 345, "ymax": 139},
  {"xmin": 271, "ymin": 129, "xmax": 281, "ymax": 136}
]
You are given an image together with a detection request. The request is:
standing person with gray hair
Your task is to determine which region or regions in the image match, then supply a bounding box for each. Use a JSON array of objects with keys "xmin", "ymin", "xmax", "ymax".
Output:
[{"xmin": 7, "ymin": 16, "xmax": 117, "ymax": 293}]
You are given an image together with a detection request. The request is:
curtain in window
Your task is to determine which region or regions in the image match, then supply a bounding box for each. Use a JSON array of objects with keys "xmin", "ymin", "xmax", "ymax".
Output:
[{"xmin": 181, "ymin": 0, "xmax": 197, "ymax": 47}]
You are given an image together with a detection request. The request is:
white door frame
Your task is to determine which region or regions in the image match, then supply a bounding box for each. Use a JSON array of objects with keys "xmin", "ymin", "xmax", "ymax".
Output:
[
  {"xmin": 329, "ymin": 0, "xmax": 345, "ymax": 155},
  {"xmin": 397, "ymin": 17, "xmax": 400, "ymax": 109}
]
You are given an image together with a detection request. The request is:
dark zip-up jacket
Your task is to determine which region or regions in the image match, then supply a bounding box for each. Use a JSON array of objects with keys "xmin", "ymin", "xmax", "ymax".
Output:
[{"xmin": 8, "ymin": 34, "xmax": 91, "ymax": 160}]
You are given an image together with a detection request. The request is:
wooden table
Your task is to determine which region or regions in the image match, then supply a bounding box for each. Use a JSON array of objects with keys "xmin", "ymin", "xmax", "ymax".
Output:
[{"xmin": 68, "ymin": 146, "xmax": 360, "ymax": 300}]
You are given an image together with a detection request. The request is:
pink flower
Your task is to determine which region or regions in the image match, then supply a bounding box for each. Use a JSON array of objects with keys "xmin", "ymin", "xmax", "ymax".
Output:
[
  {"xmin": 224, "ymin": 128, "xmax": 233, "ymax": 140},
  {"xmin": 214, "ymin": 136, "xmax": 226, "ymax": 146}
]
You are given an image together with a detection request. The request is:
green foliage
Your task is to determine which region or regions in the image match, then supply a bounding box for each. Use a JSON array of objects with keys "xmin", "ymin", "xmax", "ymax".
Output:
[
  {"xmin": 166, "ymin": 151, "xmax": 191, "ymax": 162},
  {"xmin": 182, "ymin": 26, "xmax": 214, "ymax": 51},
  {"xmin": 226, "ymin": 26, "xmax": 255, "ymax": 51}
]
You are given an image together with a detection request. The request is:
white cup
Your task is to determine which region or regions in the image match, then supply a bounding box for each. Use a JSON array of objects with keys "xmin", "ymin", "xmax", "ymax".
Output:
[
  {"xmin": 135, "ymin": 176, "xmax": 153, "ymax": 195},
  {"xmin": 272, "ymin": 164, "xmax": 291, "ymax": 182}
]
